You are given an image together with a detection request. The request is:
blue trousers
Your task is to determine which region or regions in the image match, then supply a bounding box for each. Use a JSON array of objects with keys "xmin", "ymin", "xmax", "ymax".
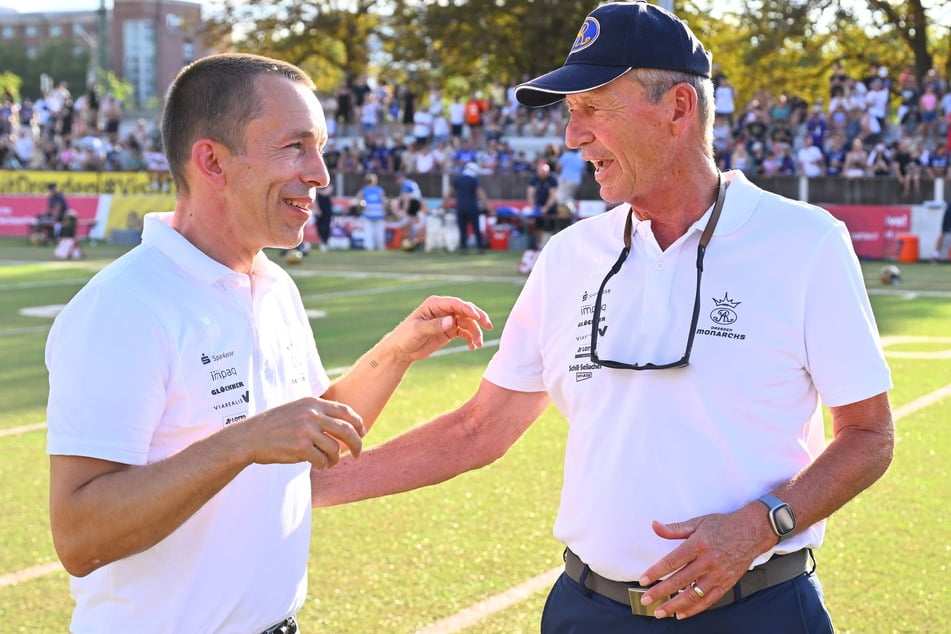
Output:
[{"xmin": 541, "ymin": 571, "xmax": 834, "ymax": 633}]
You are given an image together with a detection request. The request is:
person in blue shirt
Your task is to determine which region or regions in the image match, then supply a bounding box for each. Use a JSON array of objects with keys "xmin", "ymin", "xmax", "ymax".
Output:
[
  {"xmin": 354, "ymin": 173, "xmax": 388, "ymax": 250},
  {"xmin": 556, "ymin": 145, "xmax": 586, "ymax": 203}
]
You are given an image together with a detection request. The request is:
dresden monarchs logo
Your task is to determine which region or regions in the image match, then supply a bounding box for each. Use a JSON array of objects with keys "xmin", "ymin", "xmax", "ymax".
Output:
[{"xmin": 710, "ymin": 293, "xmax": 740, "ymax": 325}]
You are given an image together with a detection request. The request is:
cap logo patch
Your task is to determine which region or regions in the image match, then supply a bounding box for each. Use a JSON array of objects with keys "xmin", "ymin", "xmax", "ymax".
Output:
[{"xmin": 571, "ymin": 17, "xmax": 600, "ymax": 54}]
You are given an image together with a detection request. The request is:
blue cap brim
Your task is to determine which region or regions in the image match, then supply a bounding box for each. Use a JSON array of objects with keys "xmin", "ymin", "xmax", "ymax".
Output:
[{"xmin": 514, "ymin": 64, "xmax": 632, "ymax": 108}]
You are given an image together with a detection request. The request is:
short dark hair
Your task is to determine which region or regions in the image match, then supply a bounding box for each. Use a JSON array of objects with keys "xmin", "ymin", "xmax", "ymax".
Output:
[{"xmin": 161, "ymin": 53, "xmax": 315, "ymax": 195}]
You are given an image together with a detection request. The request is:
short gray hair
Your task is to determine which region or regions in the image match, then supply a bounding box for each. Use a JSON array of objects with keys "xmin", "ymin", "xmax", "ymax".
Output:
[{"xmin": 628, "ymin": 68, "xmax": 714, "ymax": 159}]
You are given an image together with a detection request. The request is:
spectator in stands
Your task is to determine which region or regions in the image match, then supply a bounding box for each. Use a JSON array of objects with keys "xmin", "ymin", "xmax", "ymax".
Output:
[
  {"xmin": 805, "ymin": 104, "xmax": 828, "ymax": 150},
  {"xmin": 360, "ymin": 91, "xmax": 381, "ymax": 133},
  {"xmin": 926, "ymin": 143, "xmax": 949, "ymax": 180},
  {"xmin": 729, "ymin": 139, "xmax": 752, "ymax": 173},
  {"xmin": 354, "ymin": 172, "xmax": 388, "ymax": 250},
  {"xmin": 714, "ymin": 75, "xmax": 736, "ymax": 127},
  {"xmin": 464, "ymin": 91, "xmax": 488, "ymax": 147},
  {"xmin": 824, "ymin": 135, "xmax": 846, "ymax": 177},
  {"xmin": 843, "ymin": 137, "xmax": 870, "ymax": 178},
  {"xmin": 13, "ymin": 126, "xmax": 35, "ymax": 167},
  {"xmin": 412, "ymin": 102, "xmax": 433, "ymax": 146},
  {"xmin": 335, "ymin": 78, "xmax": 354, "ymax": 128},
  {"xmin": 759, "ymin": 145, "xmax": 783, "ymax": 176},
  {"xmin": 45, "ymin": 53, "xmax": 492, "ymax": 634},
  {"xmin": 918, "ymin": 84, "xmax": 940, "ymax": 144},
  {"xmin": 865, "ymin": 77, "xmax": 889, "ymax": 132},
  {"xmin": 892, "ymin": 138, "xmax": 922, "ymax": 197},
  {"xmin": 431, "ymin": 106, "xmax": 450, "ymax": 145},
  {"xmin": 448, "ymin": 95, "xmax": 466, "ymax": 140},
  {"xmin": 860, "ymin": 107, "xmax": 884, "ymax": 147},
  {"xmin": 512, "ymin": 150, "xmax": 532, "ymax": 174},
  {"xmin": 897, "ymin": 73, "xmax": 920, "ymax": 136},
  {"xmin": 868, "ymin": 142, "xmax": 893, "ymax": 176}
]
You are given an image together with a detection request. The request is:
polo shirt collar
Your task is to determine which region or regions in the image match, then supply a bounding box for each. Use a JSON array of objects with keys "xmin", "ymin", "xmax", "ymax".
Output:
[
  {"xmin": 141, "ymin": 212, "xmax": 278, "ymax": 287},
  {"xmin": 623, "ymin": 169, "xmax": 760, "ymax": 245}
]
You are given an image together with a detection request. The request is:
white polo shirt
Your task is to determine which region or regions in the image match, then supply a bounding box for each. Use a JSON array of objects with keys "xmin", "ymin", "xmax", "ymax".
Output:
[
  {"xmin": 46, "ymin": 212, "xmax": 330, "ymax": 633},
  {"xmin": 484, "ymin": 171, "xmax": 891, "ymax": 581}
]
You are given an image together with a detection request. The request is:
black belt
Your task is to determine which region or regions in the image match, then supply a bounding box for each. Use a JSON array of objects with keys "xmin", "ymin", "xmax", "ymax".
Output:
[
  {"xmin": 260, "ymin": 615, "xmax": 298, "ymax": 634},
  {"xmin": 564, "ymin": 547, "xmax": 812, "ymax": 617}
]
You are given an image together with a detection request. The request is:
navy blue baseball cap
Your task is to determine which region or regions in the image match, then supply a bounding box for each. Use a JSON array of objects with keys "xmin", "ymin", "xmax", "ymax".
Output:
[{"xmin": 515, "ymin": 1, "xmax": 712, "ymax": 108}]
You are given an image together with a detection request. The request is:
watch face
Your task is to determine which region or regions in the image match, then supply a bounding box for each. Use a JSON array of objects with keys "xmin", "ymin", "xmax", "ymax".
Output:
[{"xmin": 773, "ymin": 505, "xmax": 796, "ymax": 534}]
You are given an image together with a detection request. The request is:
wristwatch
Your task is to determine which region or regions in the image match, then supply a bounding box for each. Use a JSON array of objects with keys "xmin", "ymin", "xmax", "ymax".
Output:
[{"xmin": 757, "ymin": 494, "xmax": 796, "ymax": 542}]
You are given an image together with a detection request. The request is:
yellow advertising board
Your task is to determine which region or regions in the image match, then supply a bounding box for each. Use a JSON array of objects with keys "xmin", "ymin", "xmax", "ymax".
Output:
[
  {"xmin": 103, "ymin": 195, "xmax": 177, "ymax": 234},
  {"xmin": 0, "ymin": 170, "xmax": 176, "ymax": 196}
]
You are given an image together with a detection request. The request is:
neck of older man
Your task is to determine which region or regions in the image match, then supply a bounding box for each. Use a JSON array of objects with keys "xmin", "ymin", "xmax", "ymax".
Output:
[{"xmin": 632, "ymin": 163, "xmax": 720, "ymax": 251}]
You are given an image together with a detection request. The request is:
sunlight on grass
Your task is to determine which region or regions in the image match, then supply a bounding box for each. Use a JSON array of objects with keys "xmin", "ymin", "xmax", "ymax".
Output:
[{"xmin": 0, "ymin": 245, "xmax": 948, "ymax": 633}]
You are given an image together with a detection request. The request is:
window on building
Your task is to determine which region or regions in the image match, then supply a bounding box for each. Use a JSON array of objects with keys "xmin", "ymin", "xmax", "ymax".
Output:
[
  {"xmin": 50, "ymin": 25, "xmax": 62, "ymax": 38},
  {"xmin": 123, "ymin": 19, "xmax": 158, "ymax": 108},
  {"xmin": 0, "ymin": 27, "xmax": 14, "ymax": 39},
  {"xmin": 25, "ymin": 25, "xmax": 38, "ymax": 38}
]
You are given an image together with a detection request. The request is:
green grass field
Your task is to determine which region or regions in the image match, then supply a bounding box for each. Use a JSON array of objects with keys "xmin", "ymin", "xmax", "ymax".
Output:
[{"xmin": 0, "ymin": 237, "xmax": 948, "ymax": 633}]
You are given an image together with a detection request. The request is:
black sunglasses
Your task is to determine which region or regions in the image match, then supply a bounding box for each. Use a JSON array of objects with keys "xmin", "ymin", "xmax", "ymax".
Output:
[{"xmin": 589, "ymin": 175, "xmax": 727, "ymax": 370}]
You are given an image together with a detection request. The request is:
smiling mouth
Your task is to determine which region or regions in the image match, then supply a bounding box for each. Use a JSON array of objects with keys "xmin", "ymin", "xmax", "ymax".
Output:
[{"xmin": 283, "ymin": 198, "xmax": 312, "ymax": 212}]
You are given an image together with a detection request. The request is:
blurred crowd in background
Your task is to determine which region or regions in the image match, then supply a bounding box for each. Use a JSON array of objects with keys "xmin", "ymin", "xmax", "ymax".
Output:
[{"xmin": 2, "ymin": 61, "xmax": 951, "ymax": 191}]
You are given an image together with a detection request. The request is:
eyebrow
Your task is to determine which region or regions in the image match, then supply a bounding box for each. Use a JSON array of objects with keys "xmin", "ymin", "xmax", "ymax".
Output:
[{"xmin": 285, "ymin": 128, "xmax": 328, "ymax": 148}]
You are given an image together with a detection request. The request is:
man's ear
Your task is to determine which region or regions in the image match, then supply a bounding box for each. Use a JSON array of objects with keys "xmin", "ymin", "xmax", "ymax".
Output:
[
  {"xmin": 669, "ymin": 83, "xmax": 698, "ymax": 133},
  {"xmin": 190, "ymin": 139, "xmax": 228, "ymax": 189}
]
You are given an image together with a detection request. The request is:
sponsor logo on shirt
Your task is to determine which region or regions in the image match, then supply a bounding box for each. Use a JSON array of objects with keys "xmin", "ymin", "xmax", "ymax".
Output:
[
  {"xmin": 571, "ymin": 287, "xmax": 608, "ymax": 379},
  {"xmin": 201, "ymin": 349, "xmax": 248, "ymax": 424}
]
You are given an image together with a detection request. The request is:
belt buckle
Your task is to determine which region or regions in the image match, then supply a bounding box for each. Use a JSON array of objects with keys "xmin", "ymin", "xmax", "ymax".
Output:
[{"xmin": 627, "ymin": 587, "xmax": 670, "ymax": 617}]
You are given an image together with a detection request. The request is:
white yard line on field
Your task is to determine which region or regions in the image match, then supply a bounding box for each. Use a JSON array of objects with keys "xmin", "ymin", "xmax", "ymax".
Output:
[
  {"xmin": 415, "ymin": 567, "xmax": 563, "ymax": 634},
  {"xmin": 0, "ymin": 562, "xmax": 63, "ymax": 587},
  {"xmin": 891, "ymin": 383, "xmax": 951, "ymax": 420},
  {"xmin": 4, "ymin": 351, "xmax": 949, "ymax": 633},
  {"xmin": 0, "ymin": 422, "xmax": 48, "ymax": 439}
]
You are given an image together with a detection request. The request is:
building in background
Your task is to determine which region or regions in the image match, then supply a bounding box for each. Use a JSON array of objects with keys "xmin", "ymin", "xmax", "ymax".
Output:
[{"xmin": 0, "ymin": 0, "xmax": 212, "ymax": 108}]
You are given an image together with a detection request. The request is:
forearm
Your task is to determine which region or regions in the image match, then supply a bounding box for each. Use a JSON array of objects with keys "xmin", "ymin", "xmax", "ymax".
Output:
[
  {"xmin": 323, "ymin": 336, "xmax": 413, "ymax": 433},
  {"xmin": 322, "ymin": 295, "xmax": 492, "ymax": 433},
  {"xmin": 312, "ymin": 382, "xmax": 548, "ymax": 507},
  {"xmin": 770, "ymin": 393, "xmax": 894, "ymax": 540},
  {"xmin": 312, "ymin": 408, "xmax": 484, "ymax": 507},
  {"xmin": 50, "ymin": 425, "xmax": 251, "ymax": 576}
]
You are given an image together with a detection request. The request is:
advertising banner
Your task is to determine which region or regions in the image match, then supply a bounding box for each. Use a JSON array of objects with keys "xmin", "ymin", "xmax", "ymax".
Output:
[
  {"xmin": 0, "ymin": 195, "xmax": 100, "ymax": 238},
  {"xmin": 822, "ymin": 204, "xmax": 911, "ymax": 260}
]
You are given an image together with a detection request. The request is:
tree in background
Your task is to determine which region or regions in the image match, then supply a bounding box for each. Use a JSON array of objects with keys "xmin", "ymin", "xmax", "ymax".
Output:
[
  {"xmin": 198, "ymin": 0, "xmax": 948, "ymax": 118},
  {"xmin": 0, "ymin": 40, "xmax": 90, "ymax": 101},
  {"xmin": 204, "ymin": 0, "xmax": 384, "ymax": 96}
]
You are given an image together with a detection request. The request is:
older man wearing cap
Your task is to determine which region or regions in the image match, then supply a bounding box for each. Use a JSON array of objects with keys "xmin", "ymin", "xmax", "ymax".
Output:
[{"xmin": 312, "ymin": 3, "xmax": 894, "ymax": 631}]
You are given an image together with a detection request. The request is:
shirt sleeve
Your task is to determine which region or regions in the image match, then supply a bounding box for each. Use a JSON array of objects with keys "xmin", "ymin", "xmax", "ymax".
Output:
[
  {"xmin": 802, "ymin": 221, "xmax": 892, "ymax": 406},
  {"xmin": 46, "ymin": 285, "xmax": 169, "ymax": 465}
]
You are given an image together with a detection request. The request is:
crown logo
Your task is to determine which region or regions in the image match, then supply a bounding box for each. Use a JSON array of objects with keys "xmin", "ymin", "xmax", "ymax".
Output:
[{"xmin": 712, "ymin": 293, "xmax": 741, "ymax": 309}]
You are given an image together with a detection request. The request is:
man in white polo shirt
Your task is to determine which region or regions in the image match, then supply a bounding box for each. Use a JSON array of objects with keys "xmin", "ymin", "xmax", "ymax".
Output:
[
  {"xmin": 45, "ymin": 53, "xmax": 492, "ymax": 634},
  {"xmin": 311, "ymin": 4, "xmax": 894, "ymax": 633}
]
